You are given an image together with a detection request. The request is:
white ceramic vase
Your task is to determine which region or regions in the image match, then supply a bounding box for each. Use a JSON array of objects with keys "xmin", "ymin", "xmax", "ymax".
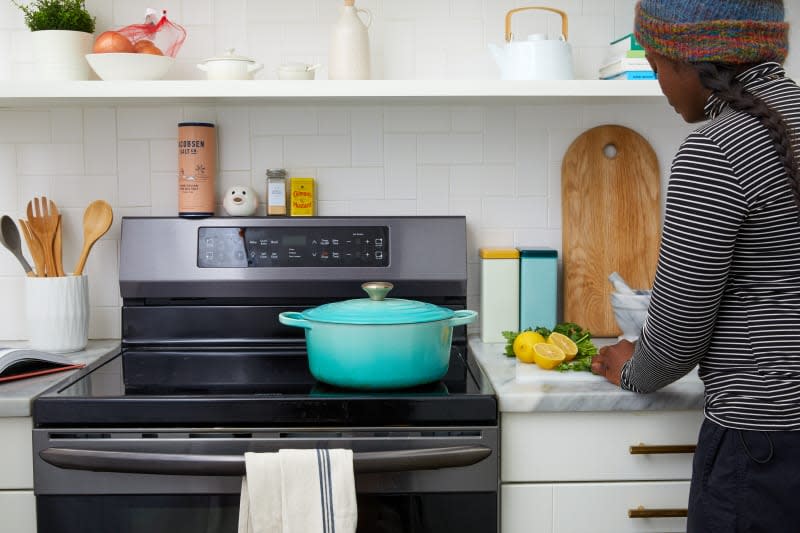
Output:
[
  {"xmin": 31, "ymin": 30, "xmax": 93, "ymax": 81},
  {"xmin": 25, "ymin": 274, "xmax": 90, "ymax": 353},
  {"xmin": 328, "ymin": 0, "xmax": 372, "ymax": 80}
]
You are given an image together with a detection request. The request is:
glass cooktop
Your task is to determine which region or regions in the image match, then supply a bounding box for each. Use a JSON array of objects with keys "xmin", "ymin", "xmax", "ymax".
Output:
[{"xmin": 33, "ymin": 346, "xmax": 497, "ymax": 428}]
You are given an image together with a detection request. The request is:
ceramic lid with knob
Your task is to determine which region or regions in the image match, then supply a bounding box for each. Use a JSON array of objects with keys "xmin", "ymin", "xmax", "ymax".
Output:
[
  {"xmin": 200, "ymin": 48, "xmax": 258, "ymax": 64},
  {"xmin": 301, "ymin": 282, "xmax": 456, "ymax": 325}
]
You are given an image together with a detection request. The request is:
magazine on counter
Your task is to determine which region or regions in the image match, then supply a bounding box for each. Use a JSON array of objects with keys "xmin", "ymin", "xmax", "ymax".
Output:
[{"xmin": 0, "ymin": 347, "xmax": 85, "ymax": 383}]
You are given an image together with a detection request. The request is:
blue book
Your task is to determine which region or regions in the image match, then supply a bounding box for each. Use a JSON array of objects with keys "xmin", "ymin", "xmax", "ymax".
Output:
[{"xmin": 602, "ymin": 70, "xmax": 657, "ymax": 81}]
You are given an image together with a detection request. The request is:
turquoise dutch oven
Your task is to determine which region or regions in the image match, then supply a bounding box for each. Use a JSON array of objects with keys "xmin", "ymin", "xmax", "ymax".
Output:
[{"xmin": 279, "ymin": 282, "xmax": 478, "ymax": 389}]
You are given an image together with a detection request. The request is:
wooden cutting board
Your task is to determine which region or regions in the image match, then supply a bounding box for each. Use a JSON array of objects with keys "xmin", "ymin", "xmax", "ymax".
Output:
[{"xmin": 561, "ymin": 125, "xmax": 661, "ymax": 337}]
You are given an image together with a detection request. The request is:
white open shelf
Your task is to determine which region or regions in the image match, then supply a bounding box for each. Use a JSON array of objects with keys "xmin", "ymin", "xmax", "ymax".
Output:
[{"xmin": 0, "ymin": 79, "xmax": 664, "ymax": 107}]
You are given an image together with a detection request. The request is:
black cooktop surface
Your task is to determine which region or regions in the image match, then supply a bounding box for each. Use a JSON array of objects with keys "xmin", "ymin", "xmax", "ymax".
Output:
[{"xmin": 33, "ymin": 346, "xmax": 497, "ymax": 428}]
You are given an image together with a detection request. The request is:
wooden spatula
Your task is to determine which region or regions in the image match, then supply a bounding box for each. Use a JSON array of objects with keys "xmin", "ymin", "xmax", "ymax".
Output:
[
  {"xmin": 18, "ymin": 218, "xmax": 45, "ymax": 277},
  {"xmin": 73, "ymin": 200, "xmax": 113, "ymax": 276}
]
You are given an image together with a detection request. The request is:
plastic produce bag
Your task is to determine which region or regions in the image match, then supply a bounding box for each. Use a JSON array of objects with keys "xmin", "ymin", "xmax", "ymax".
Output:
[{"xmin": 117, "ymin": 8, "xmax": 186, "ymax": 58}]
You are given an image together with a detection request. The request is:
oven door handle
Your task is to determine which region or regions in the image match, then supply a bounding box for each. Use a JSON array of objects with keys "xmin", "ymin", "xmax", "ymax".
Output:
[{"xmin": 39, "ymin": 445, "xmax": 492, "ymax": 476}]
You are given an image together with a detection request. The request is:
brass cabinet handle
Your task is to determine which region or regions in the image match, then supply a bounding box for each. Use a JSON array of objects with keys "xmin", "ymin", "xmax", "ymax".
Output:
[
  {"xmin": 628, "ymin": 506, "xmax": 688, "ymax": 518},
  {"xmin": 629, "ymin": 444, "xmax": 697, "ymax": 455}
]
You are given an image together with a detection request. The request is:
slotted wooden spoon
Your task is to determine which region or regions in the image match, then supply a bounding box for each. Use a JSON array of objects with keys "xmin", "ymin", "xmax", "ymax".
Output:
[
  {"xmin": 73, "ymin": 200, "xmax": 113, "ymax": 276},
  {"xmin": 18, "ymin": 218, "xmax": 45, "ymax": 277}
]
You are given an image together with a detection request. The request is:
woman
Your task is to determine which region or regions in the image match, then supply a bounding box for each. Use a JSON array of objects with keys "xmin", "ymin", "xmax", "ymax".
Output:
[{"xmin": 591, "ymin": 1, "xmax": 800, "ymax": 530}]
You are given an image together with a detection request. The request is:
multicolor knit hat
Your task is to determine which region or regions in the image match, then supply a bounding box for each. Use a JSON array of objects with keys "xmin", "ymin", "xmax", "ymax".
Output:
[{"xmin": 634, "ymin": 0, "xmax": 789, "ymax": 64}]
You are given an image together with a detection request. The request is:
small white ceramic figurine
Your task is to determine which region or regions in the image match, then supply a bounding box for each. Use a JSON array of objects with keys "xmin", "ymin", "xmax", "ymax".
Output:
[{"xmin": 223, "ymin": 185, "xmax": 259, "ymax": 216}]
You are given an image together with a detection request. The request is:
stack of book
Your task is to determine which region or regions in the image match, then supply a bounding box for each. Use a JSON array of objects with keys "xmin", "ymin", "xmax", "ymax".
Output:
[{"xmin": 599, "ymin": 33, "xmax": 656, "ymax": 80}]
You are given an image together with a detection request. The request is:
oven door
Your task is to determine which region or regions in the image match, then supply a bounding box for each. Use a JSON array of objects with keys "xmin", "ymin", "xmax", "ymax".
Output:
[{"xmin": 33, "ymin": 427, "xmax": 498, "ymax": 533}]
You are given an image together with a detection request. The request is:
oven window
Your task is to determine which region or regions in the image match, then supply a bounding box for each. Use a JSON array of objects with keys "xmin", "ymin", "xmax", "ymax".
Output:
[{"xmin": 37, "ymin": 493, "xmax": 497, "ymax": 533}]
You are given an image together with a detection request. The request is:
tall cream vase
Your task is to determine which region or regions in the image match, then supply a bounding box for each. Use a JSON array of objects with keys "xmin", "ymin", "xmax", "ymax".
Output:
[
  {"xmin": 328, "ymin": 0, "xmax": 372, "ymax": 80},
  {"xmin": 31, "ymin": 29, "xmax": 93, "ymax": 80}
]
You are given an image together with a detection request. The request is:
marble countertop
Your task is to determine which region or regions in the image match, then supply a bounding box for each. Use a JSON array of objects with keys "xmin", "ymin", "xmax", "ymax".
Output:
[
  {"xmin": 469, "ymin": 335, "xmax": 704, "ymax": 413},
  {"xmin": 0, "ymin": 340, "xmax": 120, "ymax": 417}
]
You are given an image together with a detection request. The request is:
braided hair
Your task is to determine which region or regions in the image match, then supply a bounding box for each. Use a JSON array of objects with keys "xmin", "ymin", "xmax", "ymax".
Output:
[{"xmin": 694, "ymin": 63, "xmax": 800, "ymax": 211}]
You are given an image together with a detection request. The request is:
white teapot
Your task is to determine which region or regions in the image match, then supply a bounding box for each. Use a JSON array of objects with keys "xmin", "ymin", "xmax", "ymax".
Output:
[{"xmin": 489, "ymin": 7, "xmax": 574, "ymax": 81}]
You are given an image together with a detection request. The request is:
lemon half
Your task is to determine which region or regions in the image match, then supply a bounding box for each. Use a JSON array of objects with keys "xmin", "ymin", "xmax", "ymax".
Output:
[
  {"xmin": 547, "ymin": 332, "xmax": 579, "ymax": 362},
  {"xmin": 532, "ymin": 343, "xmax": 566, "ymax": 369}
]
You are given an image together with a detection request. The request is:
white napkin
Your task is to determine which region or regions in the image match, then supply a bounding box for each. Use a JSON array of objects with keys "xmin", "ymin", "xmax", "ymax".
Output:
[{"xmin": 238, "ymin": 448, "xmax": 357, "ymax": 533}]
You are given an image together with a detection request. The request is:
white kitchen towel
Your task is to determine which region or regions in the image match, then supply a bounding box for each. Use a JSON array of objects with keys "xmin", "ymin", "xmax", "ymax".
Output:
[{"xmin": 238, "ymin": 448, "xmax": 357, "ymax": 533}]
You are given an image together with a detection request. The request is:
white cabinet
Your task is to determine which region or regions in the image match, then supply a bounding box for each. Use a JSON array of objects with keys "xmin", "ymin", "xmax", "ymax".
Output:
[
  {"xmin": 0, "ymin": 417, "xmax": 36, "ymax": 533},
  {"xmin": 501, "ymin": 410, "xmax": 703, "ymax": 533}
]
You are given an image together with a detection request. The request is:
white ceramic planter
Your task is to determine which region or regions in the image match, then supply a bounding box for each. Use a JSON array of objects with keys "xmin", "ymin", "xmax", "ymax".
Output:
[{"xmin": 31, "ymin": 30, "xmax": 93, "ymax": 81}]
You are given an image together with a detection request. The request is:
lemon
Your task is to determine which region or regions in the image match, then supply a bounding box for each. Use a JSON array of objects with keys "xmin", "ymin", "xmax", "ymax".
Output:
[
  {"xmin": 547, "ymin": 332, "xmax": 579, "ymax": 362},
  {"xmin": 513, "ymin": 331, "xmax": 547, "ymax": 363},
  {"xmin": 532, "ymin": 343, "xmax": 566, "ymax": 370}
]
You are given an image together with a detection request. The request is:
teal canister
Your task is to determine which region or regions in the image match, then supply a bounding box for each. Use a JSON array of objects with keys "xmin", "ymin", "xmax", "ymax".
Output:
[{"xmin": 519, "ymin": 248, "xmax": 558, "ymax": 330}]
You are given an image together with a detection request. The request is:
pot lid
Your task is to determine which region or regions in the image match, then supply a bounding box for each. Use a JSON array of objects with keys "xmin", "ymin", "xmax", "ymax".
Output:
[
  {"xmin": 201, "ymin": 48, "xmax": 256, "ymax": 64},
  {"xmin": 302, "ymin": 282, "xmax": 455, "ymax": 325}
]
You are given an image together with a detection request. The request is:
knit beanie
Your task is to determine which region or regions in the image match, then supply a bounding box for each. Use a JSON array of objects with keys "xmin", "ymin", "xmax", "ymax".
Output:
[{"xmin": 634, "ymin": 0, "xmax": 789, "ymax": 64}]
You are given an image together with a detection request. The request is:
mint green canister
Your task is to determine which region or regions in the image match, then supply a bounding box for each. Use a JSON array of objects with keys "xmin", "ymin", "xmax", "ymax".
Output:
[{"xmin": 519, "ymin": 248, "xmax": 557, "ymax": 330}]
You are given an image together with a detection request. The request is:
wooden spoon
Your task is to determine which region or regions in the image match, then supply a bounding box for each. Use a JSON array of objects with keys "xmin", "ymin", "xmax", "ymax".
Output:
[
  {"xmin": 73, "ymin": 200, "xmax": 113, "ymax": 276},
  {"xmin": 18, "ymin": 218, "xmax": 45, "ymax": 277}
]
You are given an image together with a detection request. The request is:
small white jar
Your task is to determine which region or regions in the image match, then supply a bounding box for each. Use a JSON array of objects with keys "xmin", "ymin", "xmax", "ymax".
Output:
[
  {"xmin": 277, "ymin": 62, "xmax": 320, "ymax": 80},
  {"xmin": 197, "ymin": 49, "xmax": 263, "ymax": 80}
]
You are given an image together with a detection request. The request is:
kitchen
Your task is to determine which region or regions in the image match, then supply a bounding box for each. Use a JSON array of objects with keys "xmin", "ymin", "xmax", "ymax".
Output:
[{"xmin": 1, "ymin": 0, "xmax": 799, "ymax": 532}]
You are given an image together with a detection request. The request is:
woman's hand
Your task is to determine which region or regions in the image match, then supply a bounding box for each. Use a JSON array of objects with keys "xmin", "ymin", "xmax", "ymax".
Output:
[{"xmin": 591, "ymin": 340, "xmax": 636, "ymax": 386}]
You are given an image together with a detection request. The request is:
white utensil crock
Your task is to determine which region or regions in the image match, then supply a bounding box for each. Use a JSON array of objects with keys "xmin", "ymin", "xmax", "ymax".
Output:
[{"xmin": 25, "ymin": 274, "xmax": 89, "ymax": 353}]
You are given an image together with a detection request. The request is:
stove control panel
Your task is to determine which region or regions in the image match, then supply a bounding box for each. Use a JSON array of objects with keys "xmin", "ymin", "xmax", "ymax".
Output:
[{"xmin": 198, "ymin": 226, "xmax": 389, "ymax": 268}]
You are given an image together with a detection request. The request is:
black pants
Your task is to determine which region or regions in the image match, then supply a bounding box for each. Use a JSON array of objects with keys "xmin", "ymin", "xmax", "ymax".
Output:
[{"xmin": 688, "ymin": 418, "xmax": 800, "ymax": 532}]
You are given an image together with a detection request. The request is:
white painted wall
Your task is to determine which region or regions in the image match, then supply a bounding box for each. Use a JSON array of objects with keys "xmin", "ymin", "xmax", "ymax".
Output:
[{"xmin": 0, "ymin": 1, "xmax": 797, "ymax": 339}]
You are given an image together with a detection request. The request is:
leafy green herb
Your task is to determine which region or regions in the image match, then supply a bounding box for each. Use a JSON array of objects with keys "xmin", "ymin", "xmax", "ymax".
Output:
[
  {"xmin": 502, "ymin": 322, "xmax": 598, "ymax": 372},
  {"xmin": 12, "ymin": 0, "xmax": 96, "ymax": 33}
]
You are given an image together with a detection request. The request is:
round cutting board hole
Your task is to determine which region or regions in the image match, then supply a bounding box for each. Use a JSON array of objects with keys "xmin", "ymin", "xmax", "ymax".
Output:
[{"xmin": 603, "ymin": 143, "xmax": 618, "ymax": 159}]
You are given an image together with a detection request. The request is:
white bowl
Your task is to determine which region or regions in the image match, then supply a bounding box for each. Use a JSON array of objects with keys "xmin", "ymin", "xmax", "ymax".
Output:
[
  {"xmin": 86, "ymin": 53, "xmax": 174, "ymax": 81},
  {"xmin": 610, "ymin": 290, "xmax": 651, "ymax": 341}
]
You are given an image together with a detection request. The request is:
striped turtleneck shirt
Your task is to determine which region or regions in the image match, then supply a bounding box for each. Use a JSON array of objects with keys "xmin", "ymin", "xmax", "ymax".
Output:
[{"xmin": 620, "ymin": 63, "xmax": 800, "ymax": 431}]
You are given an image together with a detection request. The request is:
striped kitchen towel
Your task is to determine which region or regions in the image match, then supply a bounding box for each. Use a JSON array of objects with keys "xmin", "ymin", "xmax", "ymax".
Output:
[{"xmin": 238, "ymin": 448, "xmax": 357, "ymax": 533}]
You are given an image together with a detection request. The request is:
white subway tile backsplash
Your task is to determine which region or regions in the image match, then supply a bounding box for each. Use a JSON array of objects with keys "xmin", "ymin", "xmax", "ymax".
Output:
[
  {"xmin": 17, "ymin": 144, "xmax": 84, "ymax": 176},
  {"xmin": 118, "ymin": 107, "xmax": 181, "ymax": 139},
  {"xmin": 181, "ymin": 0, "xmax": 213, "ymax": 26},
  {"xmin": 418, "ymin": 133, "xmax": 482, "ymax": 165},
  {"xmin": 84, "ymin": 108, "xmax": 117, "ymax": 175},
  {"xmin": 483, "ymin": 106, "xmax": 516, "ymax": 163},
  {"xmin": 251, "ymin": 136, "xmax": 284, "ymax": 176},
  {"xmin": 150, "ymin": 139, "xmax": 178, "ymax": 173},
  {"xmin": 284, "ymin": 135, "xmax": 350, "ymax": 167},
  {"xmin": 85, "ymin": 240, "xmax": 119, "ymax": 307},
  {"xmin": 251, "ymin": 107, "xmax": 318, "ymax": 136},
  {"xmin": 246, "ymin": 0, "xmax": 315, "ymax": 23},
  {"xmin": 0, "ymin": 144, "xmax": 14, "ymax": 212},
  {"xmin": 51, "ymin": 109, "xmax": 83, "ymax": 144},
  {"xmin": 417, "ymin": 165, "xmax": 449, "ymax": 213},
  {"xmin": 318, "ymin": 108, "xmax": 351, "ymax": 136},
  {"xmin": 0, "ymin": 277, "xmax": 25, "ymax": 340},
  {"xmin": 217, "ymin": 107, "xmax": 252, "ymax": 171},
  {"xmin": 451, "ymin": 107, "xmax": 484, "ymax": 133},
  {"xmin": 50, "ymin": 175, "xmax": 116, "ymax": 209},
  {"xmin": 483, "ymin": 196, "xmax": 547, "ymax": 229},
  {"xmin": 351, "ymin": 108, "xmax": 383, "ymax": 165},
  {"xmin": 112, "ymin": 0, "xmax": 182, "ymax": 26},
  {"xmin": 384, "ymin": 107, "xmax": 450, "ymax": 133},
  {"xmin": 0, "ymin": 111, "xmax": 50, "ymax": 143},
  {"xmin": 118, "ymin": 141, "xmax": 151, "ymax": 207},
  {"xmin": 89, "ymin": 306, "xmax": 121, "ymax": 339},
  {"xmin": 17, "ymin": 176, "xmax": 50, "ymax": 214},
  {"xmin": 384, "ymin": 134, "xmax": 416, "ymax": 199},
  {"xmin": 317, "ymin": 167, "xmax": 384, "ymax": 201},
  {"xmin": 150, "ymin": 172, "xmax": 179, "ymax": 216}
]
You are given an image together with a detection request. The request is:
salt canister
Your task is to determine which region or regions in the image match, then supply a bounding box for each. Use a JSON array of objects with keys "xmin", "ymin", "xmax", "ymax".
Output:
[
  {"xmin": 479, "ymin": 248, "xmax": 520, "ymax": 343},
  {"xmin": 519, "ymin": 248, "xmax": 558, "ymax": 330}
]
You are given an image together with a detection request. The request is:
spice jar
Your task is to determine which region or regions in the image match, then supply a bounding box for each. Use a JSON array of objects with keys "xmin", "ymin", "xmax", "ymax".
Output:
[{"xmin": 266, "ymin": 168, "xmax": 287, "ymax": 216}]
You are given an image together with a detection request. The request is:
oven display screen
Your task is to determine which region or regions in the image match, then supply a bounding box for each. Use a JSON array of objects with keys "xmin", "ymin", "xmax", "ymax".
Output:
[{"xmin": 197, "ymin": 226, "xmax": 388, "ymax": 268}]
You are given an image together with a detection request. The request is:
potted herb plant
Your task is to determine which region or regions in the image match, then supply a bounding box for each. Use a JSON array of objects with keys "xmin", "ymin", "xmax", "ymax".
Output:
[{"xmin": 11, "ymin": 0, "xmax": 96, "ymax": 80}]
